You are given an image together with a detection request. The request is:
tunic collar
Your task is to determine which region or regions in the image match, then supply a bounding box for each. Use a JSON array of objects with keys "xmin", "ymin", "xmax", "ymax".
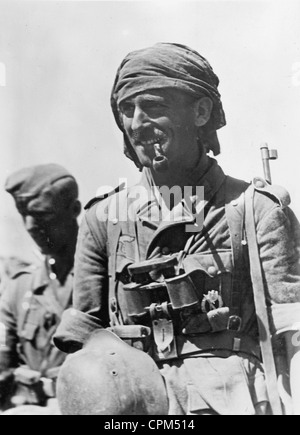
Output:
[{"xmin": 133, "ymin": 156, "xmax": 226, "ymax": 230}]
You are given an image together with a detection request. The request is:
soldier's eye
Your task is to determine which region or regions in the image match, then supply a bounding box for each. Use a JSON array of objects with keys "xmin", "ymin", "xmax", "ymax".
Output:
[
  {"xmin": 142, "ymin": 101, "xmax": 167, "ymax": 116},
  {"xmin": 120, "ymin": 103, "xmax": 134, "ymax": 118}
]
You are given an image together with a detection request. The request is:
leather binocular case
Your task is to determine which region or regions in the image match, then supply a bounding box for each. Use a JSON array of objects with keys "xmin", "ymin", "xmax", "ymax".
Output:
[{"xmin": 165, "ymin": 271, "xmax": 201, "ymax": 311}]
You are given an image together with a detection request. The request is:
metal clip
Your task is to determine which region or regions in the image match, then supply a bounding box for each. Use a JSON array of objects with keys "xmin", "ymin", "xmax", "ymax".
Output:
[{"xmin": 227, "ymin": 315, "xmax": 242, "ymax": 331}]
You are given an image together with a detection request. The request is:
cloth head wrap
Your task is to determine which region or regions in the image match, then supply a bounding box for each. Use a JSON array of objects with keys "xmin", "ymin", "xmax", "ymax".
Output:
[{"xmin": 111, "ymin": 43, "xmax": 226, "ymax": 169}]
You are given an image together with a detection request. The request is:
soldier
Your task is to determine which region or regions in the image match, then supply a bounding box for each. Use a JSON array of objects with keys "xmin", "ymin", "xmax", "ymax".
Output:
[
  {"xmin": 0, "ymin": 164, "xmax": 81, "ymax": 412},
  {"xmin": 55, "ymin": 43, "xmax": 300, "ymax": 415}
]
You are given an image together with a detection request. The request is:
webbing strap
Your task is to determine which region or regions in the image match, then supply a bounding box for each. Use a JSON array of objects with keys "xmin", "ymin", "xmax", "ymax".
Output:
[
  {"xmin": 245, "ymin": 185, "xmax": 282, "ymax": 415},
  {"xmin": 225, "ymin": 176, "xmax": 248, "ymax": 316}
]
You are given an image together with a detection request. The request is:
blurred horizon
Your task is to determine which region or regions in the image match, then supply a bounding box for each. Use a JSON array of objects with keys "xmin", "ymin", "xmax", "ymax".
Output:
[{"xmin": 0, "ymin": 0, "xmax": 299, "ymax": 262}]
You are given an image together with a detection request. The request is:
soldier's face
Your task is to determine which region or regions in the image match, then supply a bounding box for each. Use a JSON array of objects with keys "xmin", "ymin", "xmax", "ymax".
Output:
[
  {"xmin": 21, "ymin": 191, "xmax": 77, "ymax": 256},
  {"xmin": 119, "ymin": 89, "xmax": 201, "ymax": 171}
]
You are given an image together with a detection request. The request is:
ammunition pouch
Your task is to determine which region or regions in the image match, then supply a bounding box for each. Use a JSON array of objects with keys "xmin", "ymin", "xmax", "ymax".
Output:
[
  {"xmin": 123, "ymin": 256, "xmax": 178, "ymax": 318},
  {"xmin": 165, "ymin": 271, "xmax": 201, "ymax": 310},
  {"xmin": 120, "ymin": 255, "xmax": 249, "ymax": 362}
]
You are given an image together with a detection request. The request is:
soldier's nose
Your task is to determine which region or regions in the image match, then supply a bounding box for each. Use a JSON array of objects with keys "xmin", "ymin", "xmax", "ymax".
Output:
[{"xmin": 131, "ymin": 106, "xmax": 149, "ymax": 132}]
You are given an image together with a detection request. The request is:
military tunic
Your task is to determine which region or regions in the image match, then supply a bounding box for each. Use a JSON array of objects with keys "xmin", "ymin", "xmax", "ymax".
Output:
[
  {"xmin": 55, "ymin": 157, "xmax": 300, "ymax": 415},
  {"xmin": 0, "ymin": 260, "xmax": 73, "ymax": 374}
]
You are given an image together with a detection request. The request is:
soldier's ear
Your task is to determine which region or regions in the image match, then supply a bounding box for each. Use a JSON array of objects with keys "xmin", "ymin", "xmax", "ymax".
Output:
[{"xmin": 193, "ymin": 97, "xmax": 213, "ymax": 127}]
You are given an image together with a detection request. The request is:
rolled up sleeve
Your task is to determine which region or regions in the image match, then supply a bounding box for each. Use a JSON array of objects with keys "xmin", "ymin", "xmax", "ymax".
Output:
[
  {"xmin": 54, "ymin": 308, "xmax": 104, "ymax": 353},
  {"xmin": 271, "ymin": 303, "xmax": 300, "ymax": 336}
]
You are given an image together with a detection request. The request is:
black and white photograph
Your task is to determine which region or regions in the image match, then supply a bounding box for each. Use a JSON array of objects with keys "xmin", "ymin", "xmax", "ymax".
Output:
[{"xmin": 0, "ymin": 0, "xmax": 300, "ymax": 418}]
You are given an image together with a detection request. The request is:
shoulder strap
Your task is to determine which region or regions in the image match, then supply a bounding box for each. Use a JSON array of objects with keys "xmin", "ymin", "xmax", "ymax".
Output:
[
  {"xmin": 84, "ymin": 182, "xmax": 126, "ymax": 210},
  {"xmin": 252, "ymin": 177, "xmax": 291, "ymax": 208},
  {"xmin": 245, "ymin": 184, "xmax": 283, "ymax": 415},
  {"xmin": 225, "ymin": 176, "xmax": 249, "ymax": 316}
]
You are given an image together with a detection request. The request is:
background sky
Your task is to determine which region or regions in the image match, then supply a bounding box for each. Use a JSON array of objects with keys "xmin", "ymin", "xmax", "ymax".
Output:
[{"xmin": 0, "ymin": 0, "xmax": 300, "ymax": 262}]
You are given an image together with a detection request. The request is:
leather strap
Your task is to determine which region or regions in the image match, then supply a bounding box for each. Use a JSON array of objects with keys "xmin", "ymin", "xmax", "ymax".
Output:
[
  {"xmin": 245, "ymin": 185, "xmax": 283, "ymax": 415},
  {"xmin": 156, "ymin": 330, "xmax": 261, "ymax": 362},
  {"xmin": 225, "ymin": 176, "xmax": 249, "ymax": 316},
  {"xmin": 107, "ymin": 190, "xmax": 127, "ymax": 326}
]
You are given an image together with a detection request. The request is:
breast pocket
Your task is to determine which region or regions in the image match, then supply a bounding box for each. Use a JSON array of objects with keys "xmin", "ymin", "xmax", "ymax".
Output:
[{"xmin": 20, "ymin": 307, "xmax": 57, "ymax": 350}]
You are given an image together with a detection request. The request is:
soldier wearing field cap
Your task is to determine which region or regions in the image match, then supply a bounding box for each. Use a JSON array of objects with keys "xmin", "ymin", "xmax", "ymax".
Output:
[
  {"xmin": 0, "ymin": 164, "xmax": 81, "ymax": 411},
  {"xmin": 55, "ymin": 43, "xmax": 300, "ymax": 415}
]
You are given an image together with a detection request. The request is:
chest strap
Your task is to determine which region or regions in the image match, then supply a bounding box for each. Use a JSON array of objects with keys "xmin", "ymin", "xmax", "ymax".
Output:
[{"xmin": 225, "ymin": 176, "xmax": 249, "ymax": 317}]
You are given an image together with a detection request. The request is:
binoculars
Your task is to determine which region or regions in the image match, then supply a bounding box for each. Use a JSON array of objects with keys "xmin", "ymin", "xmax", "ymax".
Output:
[{"xmin": 123, "ymin": 255, "xmax": 202, "ymax": 318}]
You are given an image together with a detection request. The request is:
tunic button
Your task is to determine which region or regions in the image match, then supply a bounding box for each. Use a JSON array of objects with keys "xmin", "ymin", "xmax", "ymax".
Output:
[
  {"xmin": 207, "ymin": 266, "xmax": 217, "ymax": 276},
  {"xmin": 254, "ymin": 178, "xmax": 266, "ymax": 189},
  {"xmin": 112, "ymin": 218, "xmax": 118, "ymax": 225},
  {"xmin": 45, "ymin": 313, "xmax": 53, "ymax": 321},
  {"xmin": 231, "ymin": 200, "xmax": 238, "ymax": 207},
  {"xmin": 162, "ymin": 247, "xmax": 170, "ymax": 255},
  {"xmin": 22, "ymin": 302, "xmax": 30, "ymax": 311}
]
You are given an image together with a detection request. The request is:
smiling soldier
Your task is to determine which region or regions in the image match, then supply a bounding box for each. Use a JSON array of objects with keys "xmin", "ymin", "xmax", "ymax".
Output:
[{"xmin": 55, "ymin": 43, "xmax": 300, "ymax": 416}]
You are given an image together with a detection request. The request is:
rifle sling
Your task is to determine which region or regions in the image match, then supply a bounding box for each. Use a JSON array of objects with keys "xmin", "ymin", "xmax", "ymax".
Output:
[{"xmin": 245, "ymin": 185, "xmax": 283, "ymax": 415}]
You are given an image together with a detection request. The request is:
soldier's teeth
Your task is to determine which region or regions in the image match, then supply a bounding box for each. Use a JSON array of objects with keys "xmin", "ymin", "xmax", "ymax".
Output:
[
  {"xmin": 141, "ymin": 140, "xmax": 156, "ymax": 146},
  {"xmin": 139, "ymin": 135, "xmax": 167, "ymax": 146}
]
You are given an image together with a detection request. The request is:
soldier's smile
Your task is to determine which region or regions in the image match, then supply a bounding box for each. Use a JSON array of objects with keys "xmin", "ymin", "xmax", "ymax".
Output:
[
  {"xmin": 119, "ymin": 89, "xmax": 201, "ymax": 171},
  {"xmin": 132, "ymin": 128, "xmax": 168, "ymax": 147},
  {"xmin": 131, "ymin": 127, "xmax": 170, "ymax": 158}
]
